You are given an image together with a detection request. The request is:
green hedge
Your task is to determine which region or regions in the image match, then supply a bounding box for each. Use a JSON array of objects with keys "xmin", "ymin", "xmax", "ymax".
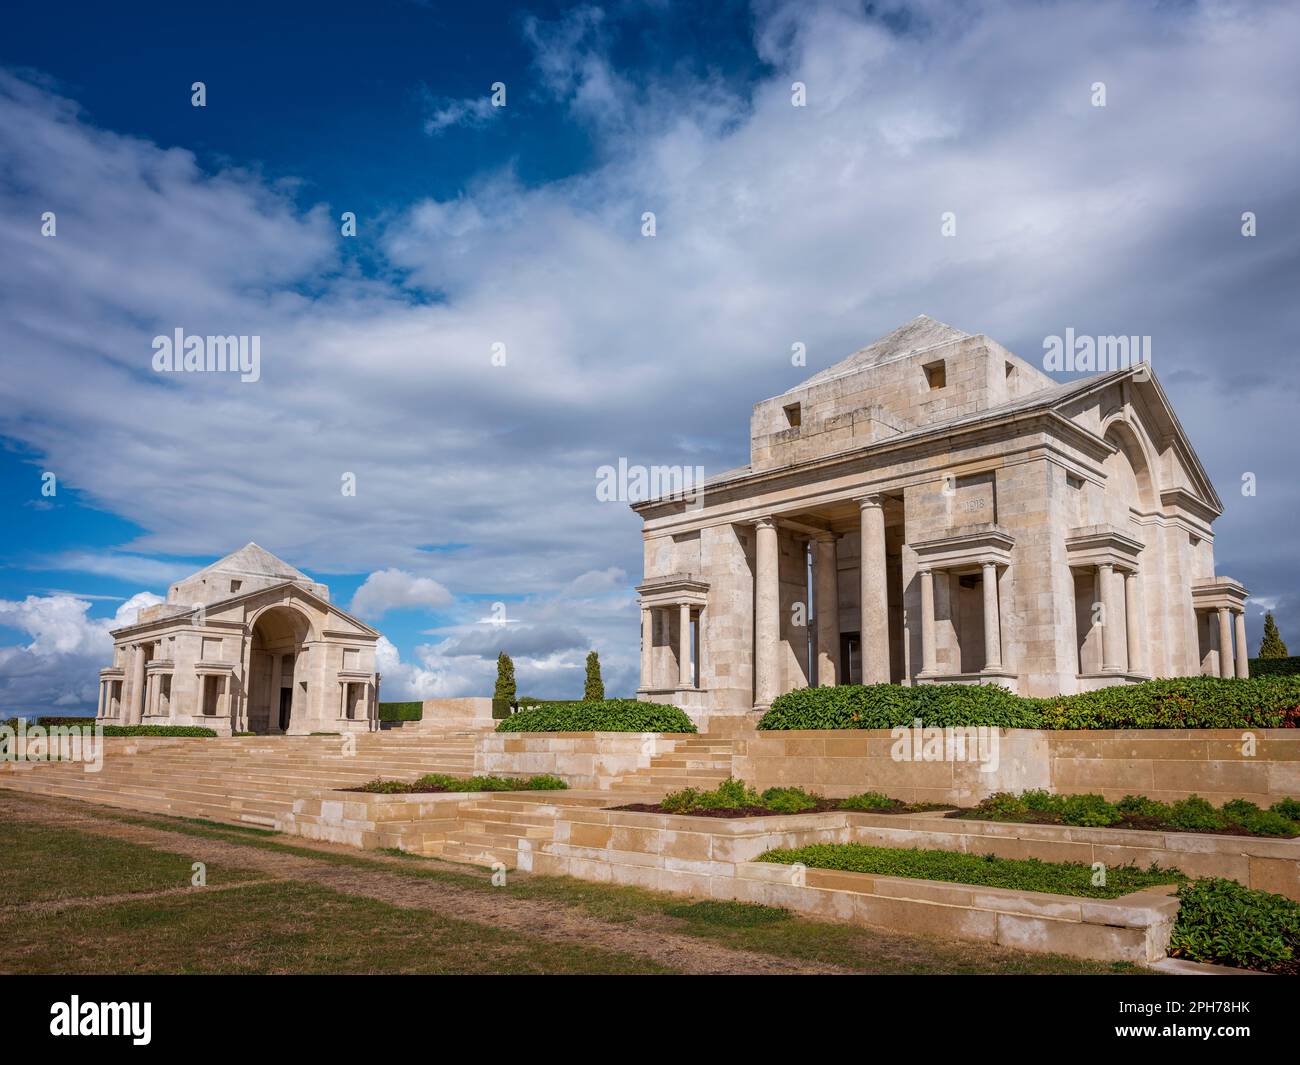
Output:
[
  {"xmin": 758, "ymin": 683, "xmax": 1040, "ymax": 730},
  {"xmin": 1250, "ymin": 656, "xmax": 1300, "ymax": 677},
  {"xmin": 1169, "ymin": 878, "xmax": 1300, "ymax": 973},
  {"xmin": 757, "ymin": 676, "xmax": 1300, "ymax": 731},
  {"xmin": 99, "ymin": 725, "xmax": 218, "ymax": 737},
  {"xmin": 35, "ymin": 716, "xmax": 98, "ymax": 727},
  {"xmin": 378, "ymin": 701, "xmax": 423, "ymax": 722},
  {"xmin": 495, "ymin": 698, "xmax": 696, "ymax": 734},
  {"xmin": 1035, "ymin": 676, "xmax": 1300, "ymax": 729}
]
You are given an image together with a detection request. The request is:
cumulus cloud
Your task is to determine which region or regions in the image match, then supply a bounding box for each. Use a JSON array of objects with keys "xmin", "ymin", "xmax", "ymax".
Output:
[
  {"xmin": 350, "ymin": 569, "xmax": 454, "ymax": 619},
  {"xmin": 2, "ymin": 0, "xmax": 1299, "ymax": 706}
]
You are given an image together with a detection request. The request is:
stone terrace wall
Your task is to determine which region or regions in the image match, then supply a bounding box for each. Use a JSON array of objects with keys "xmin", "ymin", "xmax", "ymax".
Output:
[
  {"xmin": 732, "ymin": 729, "xmax": 1300, "ymax": 806},
  {"xmin": 476, "ymin": 732, "xmax": 685, "ymax": 789}
]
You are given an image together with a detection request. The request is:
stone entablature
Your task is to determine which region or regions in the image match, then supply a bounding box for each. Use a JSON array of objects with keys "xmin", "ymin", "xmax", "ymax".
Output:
[
  {"xmin": 97, "ymin": 543, "xmax": 383, "ymax": 736},
  {"xmin": 632, "ymin": 316, "xmax": 1249, "ymax": 717}
]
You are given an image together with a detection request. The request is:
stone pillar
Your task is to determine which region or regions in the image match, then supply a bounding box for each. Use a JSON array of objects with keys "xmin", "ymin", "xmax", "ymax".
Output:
[
  {"xmin": 223, "ymin": 673, "xmax": 232, "ymax": 720},
  {"xmin": 1124, "ymin": 570, "xmax": 1143, "ymax": 676},
  {"xmin": 678, "ymin": 603, "xmax": 693, "ymax": 688},
  {"xmin": 754, "ymin": 517, "xmax": 780, "ymax": 709},
  {"xmin": 96, "ymin": 681, "xmax": 106, "ymax": 720},
  {"xmin": 813, "ymin": 534, "xmax": 840, "ymax": 685},
  {"xmin": 981, "ymin": 562, "xmax": 1002, "ymax": 671},
  {"xmin": 268, "ymin": 653, "xmax": 283, "ymax": 732},
  {"xmin": 919, "ymin": 568, "xmax": 937, "ymax": 675},
  {"xmin": 129, "ymin": 644, "xmax": 146, "ymax": 724},
  {"xmin": 1234, "ymin": 610, "xmax": 1249, "ymax": 679},
  {"xmin": 1217, "ymin": 607, "xmax": 1234, "ymax": 679},
  {"xmin": 1098, "ymin": 563, "xmax": 1123, "ymax": 672},
  {"xmin": 858, "ymin": 496, "xmax": 890, "ymax": 684},
  {"xmin": 640, "ymin": 607, "xmax": 654, "ymax": 690}
]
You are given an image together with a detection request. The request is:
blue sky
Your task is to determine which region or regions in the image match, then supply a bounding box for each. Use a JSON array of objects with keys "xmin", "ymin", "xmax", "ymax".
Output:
[{"xmin": 2, "ymin": 0, "xmax": 1298, "ymax": 716}]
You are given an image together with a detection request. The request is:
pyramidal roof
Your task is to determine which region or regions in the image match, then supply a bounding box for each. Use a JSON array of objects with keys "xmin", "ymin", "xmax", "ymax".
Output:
[
  {"xmin": 793, "ymin": 314, "xmax": 971, "ymax": 391},
  {"xmin": 190, "ymin": 543, "xmax": 312, "ymax": 583}
]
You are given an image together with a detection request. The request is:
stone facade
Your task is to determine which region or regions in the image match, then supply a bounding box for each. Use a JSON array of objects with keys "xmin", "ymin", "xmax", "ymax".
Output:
[
  {"xmin": 97, "ymin": 543, "xmax": 382, "ymax": 735},
  {"xmin": 633, "ymin": 316, "xmax": 1249, "ymax": 718}
]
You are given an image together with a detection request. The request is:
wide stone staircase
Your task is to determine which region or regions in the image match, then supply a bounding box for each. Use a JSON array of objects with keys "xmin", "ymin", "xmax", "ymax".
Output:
[
  {"xmin": 608, "ymin": 734, "xmax": 737, "ymax": 794},
  {"xmin": 0, "ymin": 732, "xmax": 479, "ymax": 828}
]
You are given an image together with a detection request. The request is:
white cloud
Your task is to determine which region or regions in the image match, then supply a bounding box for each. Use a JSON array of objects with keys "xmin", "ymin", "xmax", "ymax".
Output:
[
  {"xmin": 350, "ymin": 569, "xmax": 454, "ymax": 619},
  {"xmin": 2, "ymin": 0, "xmax": 1300, "ymax": 706},
  {"xmin": 422, "ymin": 92, "xmax": 502, "ymax": 135}
]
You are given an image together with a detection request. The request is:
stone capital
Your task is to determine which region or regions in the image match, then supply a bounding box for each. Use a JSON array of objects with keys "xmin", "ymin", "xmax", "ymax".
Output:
[
  {"xmin": 855, "ymin": 493, "xmax": 886, "ymax": 511},
  {"xmin": 752, "ymin": 515, "xmax": 778, "ymax": 531}
]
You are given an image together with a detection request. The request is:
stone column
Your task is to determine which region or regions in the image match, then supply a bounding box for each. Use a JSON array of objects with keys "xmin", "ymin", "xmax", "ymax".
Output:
[
  {"xmin": 1124, "ymin": 570, "xmax": 1143, "ymax": 675},
  {"xmin": 1217, "ymin": 607, "xmax": 1234, "ymax": 679},
  {"xmin": 813, "ymin": 534, "xmax": 840, "ymax": 685},
  {"xmin": 640, "ymin": 607, "xmax": 654, "ymax": 691},
  {"xmin": 268, "ymin": 653, "xmax": 283, "ymax": 732},
  {"xmin": 1098, "ymin": 563, "xmax": 1123, "ymax": 672},
  {"xmin": 96, "ymin": 680, "xmax": 106, "ymax": 719},
  {"xmin": 858, "ymin": 496, "xmax": 890, "ymax": 684},
  {"xmin": 754, "ymin": 517, "xmax": 780, "ymax": 709},
  {"xmin": 129, "ymin": 644, "xmax": 146, "ymax": 724},
  {"xmin": 1234, "ymin": 610, "xmax": 1249, "ymax": 679},
  {"xmin": 981, "ymin": 562, "xmax": 1002, "ymax": 671},
  {"xmin": 678, "ymin": 603, "xmax": 693, "ymax": 688},
  {"xmin": 919, "ymin": 568, "xmax": 937, "ymax": 675},
  {"xmin": 223, "ymin": 673, "xmax": 232, "ymax": 720}
]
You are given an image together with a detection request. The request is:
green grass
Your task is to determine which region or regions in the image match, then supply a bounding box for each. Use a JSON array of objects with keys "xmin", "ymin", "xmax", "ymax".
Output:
[
  {"xmin": 352, "ymin": 773, "xmax": 567, "ymax": 793},
  {"xmin": 111, "ymin": 812, "xmax": 1144, "ymax": 973},
  {"xmin": 0, "ymin": 880, "xmax": 672, "ymax": 975},
  {"xmin": 758, "ymin": 843, "xmax": 1185, "ymax": 899},
  {"xmin": 0, "ymin": 821, "xmax": 263, "ymax": 904}
]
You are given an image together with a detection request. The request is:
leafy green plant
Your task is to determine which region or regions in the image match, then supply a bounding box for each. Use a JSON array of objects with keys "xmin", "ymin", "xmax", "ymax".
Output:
[
  {"xmin": 1058, "ymin": 793, "xmax": 1121, "ymax": 827},
  {"xmin": 1271, "ymin": 797, "xmax": 1300, "ymax": 820},
  {"xmin": 837, "ymin": 791, "xmax": 901, "ymax": 811},
  {"xmin": 758, "ymin": 843, "xmax": 1183, "ymax": 899},
  {"xmin": 1036, "ymin": 676, "xmax": 1300, "ymax": 729},
  {"xmin": 1168, "ymin": 795, "xmax": 1225, "ymax": 832},
  {"xmin": 1116, "ymin": 794, "xmax": 1173, "ymax": 819},
  {"xmin": 1169, "ymin": 878, "xmax": 1300, "ymax": 972},
  {"xmin": 495, "ymin": 698, "xmax": 696, "ymax": 734},
  {"xmin": 759, "ymin": 682, "xmax": 1040, "ymax": 731},
  {"xmin": 759, "ymin": 786, "xmax": 820, "ymax": 814}
]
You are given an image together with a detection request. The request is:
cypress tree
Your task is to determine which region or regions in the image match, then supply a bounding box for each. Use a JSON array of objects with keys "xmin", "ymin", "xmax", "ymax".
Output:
[
  {"xmin": 1259, "ymin": 613, "xmax": 1289, "ymax": 658},
  {"xmin": 584, "ymin": 650, "xmax": 605, "ymax": 701},
  {"xmin": 494, "ymin": 651, "xmax": 517, "ymax": 706}
]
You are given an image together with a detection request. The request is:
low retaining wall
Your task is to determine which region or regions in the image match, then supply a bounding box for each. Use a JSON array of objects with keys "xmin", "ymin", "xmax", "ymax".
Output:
[
  {"xmin": 732, "ymin": 729, "xmax": 1300, "ymax": 805},
  {"xmin": 476, "ymin": 732, "xmax": 685, "ymax": 788},
  {"xmin": 282, "ymin": 789, "xmax": 477, "ymax": 849}
]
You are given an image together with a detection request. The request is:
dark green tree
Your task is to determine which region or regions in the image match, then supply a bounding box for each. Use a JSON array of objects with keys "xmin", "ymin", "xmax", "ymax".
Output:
[
  {"xmin": 1258, "ymin": 612, "xmax": 1289, "ymax": 659},
  {"xmin": 584, "ymin": 650, "xmax": 605, "ymax": 701},
  {"xmin": 493, "ymin": 651, "xmax": 517, "ymax": 708}
]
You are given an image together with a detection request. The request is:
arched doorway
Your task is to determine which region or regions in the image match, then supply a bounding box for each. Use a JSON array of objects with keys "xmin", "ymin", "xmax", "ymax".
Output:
[{"xmin": 249, "ymin": 606, "xmax": 311, "ymax": 735}]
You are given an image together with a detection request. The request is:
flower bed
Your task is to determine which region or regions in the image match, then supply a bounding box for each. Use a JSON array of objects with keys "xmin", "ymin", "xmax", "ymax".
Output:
[
  {"xmin": 495, "ymin": 698, "xmax": 696, "ymax": 733},
  {"xmin": 613, "ymin": 778, "xmax": 949, "ymax": 818},
  {"xmin": 756, "ymin": 842, "xmax": 1183, "ymax": 899},
  {"xmin": 1168, "ymin": 877, "xmax": 1300, "ymax": 975},
  {"xmin": 952, "ymin": 790, "xmax": 1300, "ymax": 838},
  {"xmin": 348, "ymin": 773, "xmax": 567, "ymax": 794}
]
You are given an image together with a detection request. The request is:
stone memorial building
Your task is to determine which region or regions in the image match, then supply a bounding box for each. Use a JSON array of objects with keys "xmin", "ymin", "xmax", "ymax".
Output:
[
  {"xmin": 633, "ymin": 316, "xmax": 1249, "ymax": 718},
  {"xmin": 97, "ymin": 544, "xmax": 382, "ymax": 735}
]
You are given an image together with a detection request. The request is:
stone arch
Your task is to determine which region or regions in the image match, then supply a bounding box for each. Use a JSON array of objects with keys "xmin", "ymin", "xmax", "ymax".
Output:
[
  {"xmin": 248, "ymin": 603, "xmax": 316, "ymax": 734},
  {"xmin": 1099, "ymin": 415, "xmax": 1159, "ymax": 527}
]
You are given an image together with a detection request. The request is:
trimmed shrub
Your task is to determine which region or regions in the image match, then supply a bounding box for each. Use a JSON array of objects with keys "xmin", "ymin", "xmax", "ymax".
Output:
[
  {"xmin": 837, "ymin": 791, "xmax": 899, "ymax": 811},
  {"xmin": 1250, "ymin": 656, "xmax": 1300, "ymax": 677},
  {"xmin": 1169, "ymin": 878, "xmax": 1300, "ymax": 973},
  {"xmin": 1271, "ymin": 797, "xmax": 1300, "ymax": 820},
  {"xmin": 758, "ymin": 683, "xmax": 1040, "ymax": 731},
  {"xmin": 1167, "ymin": 795, "xmax": 1225, "ymax": 832},
  {"xmin": 1036, "ymin": 676, "xmax": 1300, "ymax": 729},
  {"xmin": 1058, "ymin": 793, "xmax": 1121, "ymax": 827},
  {"xmin": 35, "ymin": 716, "xmax": 98, "ymax": 727},
  {"xmin": 378, "ymin": 701, "xmax": 422, "ymax": 722},
  {"xmin": 495, "ymin": 698, "xmax": 696, "ymax": 734},
  {"xmin": 99, "ymin": 725, "xmax": 217, "ymax": 737},
  {"xmin": 661, "ymin": 777, "xmax": 761, "ymax": 813},
  {"xmin": 1116, "ymin": 794, "xmax": 1173, "ymax": 820},
  {"xmin": 759, "ymin": 786, "xmax": 820, "ymax": 814}
]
